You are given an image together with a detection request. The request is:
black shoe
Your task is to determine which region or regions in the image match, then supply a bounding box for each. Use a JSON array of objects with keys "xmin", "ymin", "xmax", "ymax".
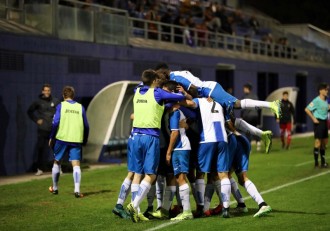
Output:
[
  {"xmin": 320, "ymin": 163, "xmax": 328, "ymax": 168},
  {"xmin": 49, "ymin": 186, "xmax": 58, "ymax": 195},
  {"xmin": 75, "ymin": 192, "xmax": 84, "ymax": 198},
  {"xmin": 222, "ymin": 207, "xmax": 230, "ymax": 218},
  {"xmin": 143, "ymin": 206, "xmax": 153, "ymax": 219}
]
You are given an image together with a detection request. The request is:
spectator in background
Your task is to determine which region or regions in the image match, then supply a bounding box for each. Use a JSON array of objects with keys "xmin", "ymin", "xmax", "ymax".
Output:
[
  {"xmin": 145, "ymin": 3, "xmax": 160, "ymax": 40},
  {"xmin": 173, "ymin": 14, "xmax": 185, "ymax": 44},
  {"xmin": 195, "ymin": 20, "xmax": 208, "ymax": 47},
  {"xmin": 276, "ymin": 91, "xmax": 295, "ymax": 150},
  {"xmin": 305, "ymin": 83, "xmax": 330, "ymax": 168},
  {"xmin": 160, "ymin": 8, "xmax": 173, "ymax": 41},
  {"xmin": 240, "ymin": 83, "xmax": 261, "ymax": 151},
  {"xmin": 249, "ymin": 14, "xmax": 260, "ymax": 34},
  {"xmin": 27, "ymin": 84, "xmax": 60, "ymax": 176}
]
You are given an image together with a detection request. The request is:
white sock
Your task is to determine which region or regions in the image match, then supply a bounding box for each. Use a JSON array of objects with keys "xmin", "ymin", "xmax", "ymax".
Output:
[
  {"xmin": 133, "ymin": 180, "xmax": 151, "ymax": 210},
  {"xmin": 116, "ymin": 178, "xmax": 132, "ymax": 205},
  {"xmin": 221, "ymin": 178, "xmax": 231, "ymax": 209},
  {"xmin": 240, "ymin": 99, "xmax": 270, "ymax": 109},
  {"xmin": 179, "ymin": 184, "xmax": 191, "ymax": 212},
  {"xmin": 146, "ymin": 184, "xmax": 156, "ymax": 208},
  {"xmin": 214, "ymin": 180, "xmax": 222, "ymax": 203},
  {"xmin": 235, "ymin": 118, "xmax": 262, "ymax": 137},
  {"xmin": 131, "ymin": 183, "xmax": 139, "ymax": 202},
  {"xmin": 162, "ymin": 186, "xmax": 176, "ymax": 211},
  {"xmin": 244, "ymin": 180, "xmax": 264, "ymax": 205},
  {"xmin": 73, "ymin": 166, "xmax": 81, "ymax": 193},
  {"xmin": 204, "ymin": 184, "xmax": 214, "ymax": 211},
  {"xmin": 156, "ymin": 175, "xmax": 165, "ymax": 209},
  {"xmin": 195, "ymin": 179, "xmax": 205, "ymax": 206},
  {"xmin": 230, "ymin": 178, "xmax": 244, "ymax": 203},
  {"xmin": 52, "ymin": 163, "xmax": 60, "ymax": 190}
]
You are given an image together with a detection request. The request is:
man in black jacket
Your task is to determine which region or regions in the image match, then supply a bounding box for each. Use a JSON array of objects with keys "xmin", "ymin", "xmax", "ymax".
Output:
[
  {"xmin": 27, "ymin": 84, "xmax": 60, "ymax": 175},
  {"xmin": 276, "ymin": 91, "xmax": 295, "ymax": 149}
]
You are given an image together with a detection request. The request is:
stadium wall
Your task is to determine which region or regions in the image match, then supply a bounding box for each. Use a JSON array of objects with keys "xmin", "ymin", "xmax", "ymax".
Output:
[{"xmin": 0, "ymin": 32, "xmax": 329, "ymax": 175}]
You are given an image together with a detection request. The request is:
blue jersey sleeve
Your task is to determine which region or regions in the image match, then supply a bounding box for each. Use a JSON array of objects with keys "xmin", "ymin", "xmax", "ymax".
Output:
[
  {"xmin": 169, "ymin": 110, "xmax": 180, "ymax": 131},
  {"xmin": 154, "ymin": 88, "xmax": 185, "ymax": 104},
  {"xmin": 179, "ymin": 106, "xmax": 197, "ymax": 119},
  {"xmin": 170, "ymin": 73, "xmax": 192, "ymax": 91},
  {"xmin": 192, "ymin": 98, "xmax": 199, "ymax": 108},
  {"xmin": 50, "ymin": 103, "xmax": 61, "ymax": 139},
  {"xmin": 82, "ymin": 106, "xmax": 89, "ymax": 144}
]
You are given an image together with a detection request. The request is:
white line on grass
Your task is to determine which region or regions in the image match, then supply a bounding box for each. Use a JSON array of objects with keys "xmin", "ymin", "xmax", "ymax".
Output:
[
  {"xmin": 144, "ymin": 170, "xmax": 330, "ymax": 231},
  {"xmin": 295, "ymin": 157, "xmax": 330, "ymax": 167}
]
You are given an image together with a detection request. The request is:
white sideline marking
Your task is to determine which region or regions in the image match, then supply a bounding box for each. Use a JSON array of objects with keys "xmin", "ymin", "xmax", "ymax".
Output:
[
  {"xmin": 295, "ymin": 157, "xmax": 329, "ymax": 167},
  {"xmin": 144, "ymin": 170, "xmax": 330, "ymax": 231}
]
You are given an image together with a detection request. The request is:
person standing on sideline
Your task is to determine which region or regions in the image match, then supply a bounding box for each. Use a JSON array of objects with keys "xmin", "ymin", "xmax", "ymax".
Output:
[
  {"xmin": 48, "ymin": 86, "xmax": 89, "ymax": 198},
  {"xmin": 305, "ymin": 83, "xmax": 330, "ymax": 168},
  {"xmin": 276, "ymin": 91, "xmax": 295, "ymax": 149},
  {"xmin": 27, "ymin": 84, "xmax": 60, "ymax": 176},
  {"xmin": 240, "ymin": 83, "xmax": 261, "ymax": 151}
]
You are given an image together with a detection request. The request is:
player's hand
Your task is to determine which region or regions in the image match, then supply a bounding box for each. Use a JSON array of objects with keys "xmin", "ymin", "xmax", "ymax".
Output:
[
  {"xmin": 166, "ymin": 152, "xmax": 171, "ymax": 166},
  {"xmin": 176, "ymin": 85, "xmax": 185, "ymax": 94},
  {"xmin": 179, "ymin": 119, "xmax": 189, "ymax": 129},
  {"xmin": 37, "ymin": 119, "xmax": 43, "ymax": 125},
  {"xmin": 49, "ymin": 139, "xmax": 55, "ymax": 149},
  {"xmin": 276, "ymin": 119, "xmax": 280, "ymax": 123},
  {"xmin": 313, "ymin": 118, "xmax": 319, "ymax": 124},
  {"xmin": 207, "ymin": 97, "xmax": 213, "ymax": 102}
]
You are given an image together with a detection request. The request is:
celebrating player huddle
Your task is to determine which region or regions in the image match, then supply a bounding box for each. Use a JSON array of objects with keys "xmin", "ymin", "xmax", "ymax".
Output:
[{"xmin": 113, "ymin": 64, "xmax": 276, "ymax": 222}]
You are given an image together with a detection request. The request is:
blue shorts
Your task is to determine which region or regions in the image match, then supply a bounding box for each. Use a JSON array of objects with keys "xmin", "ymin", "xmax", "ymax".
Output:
[
  {"xmin": 127, "ymin": 137, "xmax": 134, "ymax": 172},
  {"xmin": 172, "ymin": 150, "xmax": 190, "ymax": 176},
  {"xmin": 233, "ymin": 135, "xmax": 251, "ymax": 174},
  {"xmin": 197, "ymin": 141, "xmax": 229, "ymax": 173},
  {"xmin": 210, "ymin": 83, "xmax": 238, "ymax": 113},
  {"xmin": 227, "ymin": 133, "xmax": 238, "ymax": 168},
  {"xmin": 53, "ymin": 141, "xmax": 81, "ymax": 161},
  {"xmin": 130, "ymin": 134, "xmax": 160, "ymax": 175}
]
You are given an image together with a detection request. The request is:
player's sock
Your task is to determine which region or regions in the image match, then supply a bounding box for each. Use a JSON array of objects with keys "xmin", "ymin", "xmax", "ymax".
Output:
[
  {"xmin": 287, "ymin": 129, "xmax": 292, "ymax": 148},
  {"xmin": 204, "ymin": 184, "xmax": 214, "ymax": 211},
  {"xmin": 240, "ymin": 99, "xmax": 270, "ymax": 109},
  {"xmin": 146, "ymin": 184, "xmax": 156, "ymax": 208},
  {"xmin": 73, "ymin": 166, "xmax": 81, "ymax": 193},
  {"xmin": 235, "ymin": 118, "xmax": 262, "ymax": 137},
  {"xmin": 195, "ymin": 179, "xmax": 205, "ymax": 206},
  {"xmin": 258, "ymin": 201, "xmax": 268, "ymax": 209},
  {"xmin": 214, "ymin": 179, "xmax": 221, "ymax": 203},
  {"xmin": 244, "ymin": 180, "xmax": 264, "ymax": 205},
  {"xmin": 220, "ymin": 178, "xmax": 231, "ymax": 209},
  {"xmin": 320, "ymin": 149, "xmax": 326, "ymax": 165},
  {"xmin": 175, "ymin": 185, "xmax": 183, "ymax": 208},
  {"xmin": 116, "ymin": 178, "xmax": 132, "ymax": 205},
  {"xmin": 52, "ymin": 163, "xmax": 60, "ymax": 190},
  {"xmin": 230, "ymin": 178, "xmax": 244, "ymax": 204},
  {"xmin": 190, "ymin": 182, "xmax": 199, "ymax": 206},
  {"xmin": 179, "ymin": 184, "xmax": 191, "ymax": 212},
  {"xmin": 162, "ymin": 186, "xmax": 176, "ymax": 211},
  {"xmin": 131, "ymin": 183, "xmax": 139, "ymax": 202},
  {"xmin": 133, "ymin": 180, "xmax": 151, "ymax": 209},
  {"xmin": 314, "ymin": 148, "xmax": 319, "ymax": 166},
  {"xmin": 156, "ymin": 175, "xmax": 165, "ymax": 209}
]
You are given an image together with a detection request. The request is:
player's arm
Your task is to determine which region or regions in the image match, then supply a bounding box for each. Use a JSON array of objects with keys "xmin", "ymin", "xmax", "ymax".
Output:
[
  {"xmin": 166, "ymin": 130, "xmax": 179, "ymax": 166},
  {"xmin": 305, "ymin": 106, "xmax": 318, "ymax": 124},
  {"xmin": 82, "ymin": 106, "xmax": 89, "ymax": 145},
  {"xmin": 49, "ymin": 104, "xmax": 61, "ymax": 146},
  {"xmin": 180, "ymin": 99, "xmax": 197, "ymax": 109}
]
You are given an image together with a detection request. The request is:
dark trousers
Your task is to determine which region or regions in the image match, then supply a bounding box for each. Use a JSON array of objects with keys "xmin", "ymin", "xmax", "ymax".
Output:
[{"xmin": 35, "ymin": 130, "xmax": 51, "ymax": 171}]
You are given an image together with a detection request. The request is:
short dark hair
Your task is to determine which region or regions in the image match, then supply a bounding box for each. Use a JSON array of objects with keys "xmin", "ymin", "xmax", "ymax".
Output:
[
  {"xmin": 42, "ymin": 83, "xmax": 51, "ymax": 91},
  {"xmin": 155, "ymin": 63, "xmax": 169, "ymax": 71},
  {"xmin": 283, "ymin": 91, "xmax": 289, "ymax": 95},
  {"xmin": 62, "ymin": 86, "xmax": 75, "ymax": 99},
  {"xmin": 318, "ymin": 82, "xmax": 329, "ymax": 91},
  {"xmin": 141, "ymin": 69, "xmax": 158, "ymax": 86},
  {"xmin": 163, "ymin": 80, "xmax": 178, "ymax": 92},
  {"xmin": 243, "ymin": 83, "xmax": 253, "ymax": 91}
]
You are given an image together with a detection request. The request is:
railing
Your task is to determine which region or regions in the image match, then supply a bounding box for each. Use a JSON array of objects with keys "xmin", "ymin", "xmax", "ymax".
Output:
[{"xmin": 1, "ymin": 0, "xmax": 329, "ymax": 64}]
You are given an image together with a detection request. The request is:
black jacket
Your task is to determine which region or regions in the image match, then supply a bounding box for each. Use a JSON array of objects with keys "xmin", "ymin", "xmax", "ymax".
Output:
[
  {"xmin": 279, "ymin": 99, "xmax": 295, "ymax": 124},
  {"xmin": 27, "ymin": 94, "xmax": 60, "ymax": 132}
]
